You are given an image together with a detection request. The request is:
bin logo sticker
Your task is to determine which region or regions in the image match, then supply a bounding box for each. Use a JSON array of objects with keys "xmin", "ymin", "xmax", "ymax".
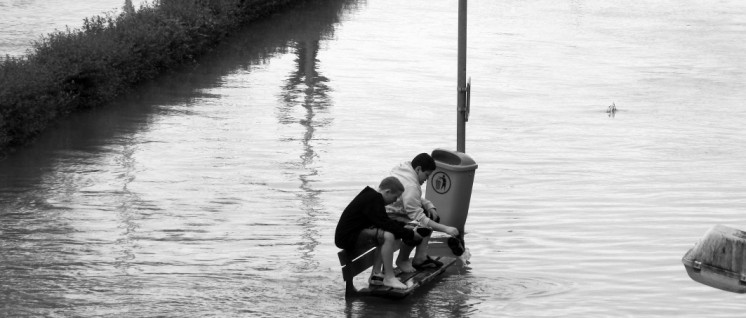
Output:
[{"xmin": 431, "ymin": 171, "xmax": 451, "ymax": 194}]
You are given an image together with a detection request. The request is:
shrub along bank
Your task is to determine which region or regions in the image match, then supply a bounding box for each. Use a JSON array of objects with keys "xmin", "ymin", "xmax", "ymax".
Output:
[{"xmin": 0, "ymin": 0, "xmax": 297, "ymax": 155}]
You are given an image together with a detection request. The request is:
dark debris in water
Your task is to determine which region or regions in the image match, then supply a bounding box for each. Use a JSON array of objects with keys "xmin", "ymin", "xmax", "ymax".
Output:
[{"xmin": 607, "ymin": 102, "xmax": 617, "ymax": 118}]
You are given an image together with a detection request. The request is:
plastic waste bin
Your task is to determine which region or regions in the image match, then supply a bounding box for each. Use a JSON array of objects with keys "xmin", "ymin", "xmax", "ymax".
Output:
[
  {"xmin": 682, "ymin": 224, "xmax": 746, "ymax": 293},
  {"xmin": 425, "ymin": 148, "xmax": 478, "ymax": 234}
]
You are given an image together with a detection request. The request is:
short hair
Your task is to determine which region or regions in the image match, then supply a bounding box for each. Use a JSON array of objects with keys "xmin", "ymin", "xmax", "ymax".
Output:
[
  {"xmin": 379, "ymin": 176, "xmax": 404, "ymax": 193},
  {"xmin": 411, "ymin": 153, "xmax": 436, "ymax": 171}
]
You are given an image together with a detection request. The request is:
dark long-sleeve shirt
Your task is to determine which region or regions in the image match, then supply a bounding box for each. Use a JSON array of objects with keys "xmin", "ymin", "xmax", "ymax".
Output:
[{"xmin": 334, "ymin": 186, "xmax": 414, "ymax": 250}]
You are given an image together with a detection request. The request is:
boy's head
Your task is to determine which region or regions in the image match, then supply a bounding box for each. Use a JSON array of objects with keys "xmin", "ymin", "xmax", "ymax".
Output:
[
  {"xmin": 411, "ymin": 153, "xmax": 436, "ymax": 185},
  {"xmin": 378, "ymin": 176, "xmax": 404, "ymax": 204}
]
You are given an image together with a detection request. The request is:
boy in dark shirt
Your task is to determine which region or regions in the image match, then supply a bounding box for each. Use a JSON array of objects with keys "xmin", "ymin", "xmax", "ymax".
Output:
[{"xmin": 335, "ymin": 176, "xmax": 421, "ymax": 289}]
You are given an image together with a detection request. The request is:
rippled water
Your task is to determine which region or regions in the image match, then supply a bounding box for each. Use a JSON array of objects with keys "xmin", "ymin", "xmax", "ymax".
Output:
[{"xmin": 2, "ymin": 0, "xmax": 746, "ymax": 317}]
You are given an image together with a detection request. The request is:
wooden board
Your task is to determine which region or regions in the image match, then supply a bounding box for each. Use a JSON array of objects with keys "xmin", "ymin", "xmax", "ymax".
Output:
[{"xmin": 355, "ymin": 256, "xmax": 458, "ymax": 299}]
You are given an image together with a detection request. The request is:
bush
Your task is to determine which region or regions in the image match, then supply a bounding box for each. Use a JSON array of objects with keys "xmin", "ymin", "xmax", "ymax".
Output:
[{"xmin": 0, "ymin": 0, "xmax": 296, "ymax": 155}]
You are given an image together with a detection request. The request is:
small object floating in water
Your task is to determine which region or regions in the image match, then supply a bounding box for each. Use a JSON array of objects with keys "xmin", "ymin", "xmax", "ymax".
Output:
[
  {"xmin": 606, "ymin": 102, "xmax": 617, "ymax": 113},
  {"xmin": 682, "ymin": 224, "xmax": 746, "ymax": 293},
  {"xmin": 606, "ymin": 102, "xmax": 617, "ymax": 118}
]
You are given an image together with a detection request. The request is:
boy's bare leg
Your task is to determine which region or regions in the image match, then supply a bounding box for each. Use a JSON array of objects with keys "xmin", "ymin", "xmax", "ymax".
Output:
[
  {"xmin": 395, "ymin": 242, "xmax": 417, "ymax": 273},
  {"xmin": 381, "ymin": 232, "xmax": 407, "ymax": 289},
  {"xmin": 411, "ymin": 236, "xmax": 430, "ymax": 265}
]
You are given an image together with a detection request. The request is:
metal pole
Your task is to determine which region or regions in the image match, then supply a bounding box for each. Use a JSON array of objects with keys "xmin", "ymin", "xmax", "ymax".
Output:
[{"xmin": 456, "ymin": 0, "xmax": 467, "ymax": 153}]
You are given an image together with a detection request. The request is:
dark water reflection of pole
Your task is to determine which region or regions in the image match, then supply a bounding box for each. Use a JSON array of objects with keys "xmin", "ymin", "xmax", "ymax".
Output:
[
  {"xmin": 278, "ymin": 38, "xmax": 332, "ymax": 271},
  {"xmin": 270, "ymin": 0, "xmax": 356, "ymax": 273}
]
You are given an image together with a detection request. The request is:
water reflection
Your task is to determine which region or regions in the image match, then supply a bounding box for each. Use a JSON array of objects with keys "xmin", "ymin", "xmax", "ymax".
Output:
[
  {"xmin": 277, "ymin": 6, "xmax": 339, "ymax": 271},
  {"xmin": 568, "ymin": 0, "xmax": 585, "ymax": 28},
  {"xmin": 278, "ymin": 41, "xmax": 328, "ymax": 271},
  {"xmin": 0, "ymin": 0, "xmax": 359, "ymax": 316},
  {"xmin": 112, "ymin": 140, "xmax": 141, "ymax": 275}
]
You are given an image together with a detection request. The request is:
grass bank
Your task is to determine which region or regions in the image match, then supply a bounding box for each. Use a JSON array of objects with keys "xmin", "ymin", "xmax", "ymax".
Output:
[{"xmin": 0, "ymin": 0, "xmax": 297, "ymax": 155}]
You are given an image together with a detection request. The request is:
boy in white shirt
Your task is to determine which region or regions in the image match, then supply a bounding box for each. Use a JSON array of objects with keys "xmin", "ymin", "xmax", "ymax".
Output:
[{"xmin": 386, "ymin": 153, "xmax": 459, "ymax": 272}]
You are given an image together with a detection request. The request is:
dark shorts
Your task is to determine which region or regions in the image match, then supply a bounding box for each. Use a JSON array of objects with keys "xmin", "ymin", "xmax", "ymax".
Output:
[{"xmin": 355, "ymin": 227, "xmax": 386, "ymax": 248}]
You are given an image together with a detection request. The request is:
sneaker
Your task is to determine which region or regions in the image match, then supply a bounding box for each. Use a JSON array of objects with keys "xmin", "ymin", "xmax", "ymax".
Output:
[
  {"xmin": 448, "ymin": 236, "xmax": 465, "ymax": 256},
  {"xmin": 369, "ymin": 272, "xmax": 384, "ymax": 286},
  {"xmin": 412, "ymin": 255, "xmax": 444, "ymax": 271},
  {"xmin": 414, "ymin": 226, "xmax": 432, "ymax": 237},
  {"xmin": 404, "ymin": 222, "xmax": 432, "ymax": 238}
]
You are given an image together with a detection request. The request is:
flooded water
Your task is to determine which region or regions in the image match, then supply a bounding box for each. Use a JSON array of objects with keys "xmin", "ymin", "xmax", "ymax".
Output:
[{"xmin": 2, "ymin": 0, "xmax": 746, "ymax": 316}]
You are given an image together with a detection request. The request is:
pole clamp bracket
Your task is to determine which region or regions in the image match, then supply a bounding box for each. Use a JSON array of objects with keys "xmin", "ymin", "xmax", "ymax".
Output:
[{"xmin": 457, "ymin": 77, "xmax": 471, "ymax": 121}]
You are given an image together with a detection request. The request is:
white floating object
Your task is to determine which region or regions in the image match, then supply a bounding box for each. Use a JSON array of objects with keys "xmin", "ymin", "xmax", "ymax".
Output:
[{"xmin": 682, "ymin": 224, "xmax": 746, "ymax": 293}]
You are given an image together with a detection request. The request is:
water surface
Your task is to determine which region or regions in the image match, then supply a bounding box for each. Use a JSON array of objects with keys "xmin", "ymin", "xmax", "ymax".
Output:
[{"xmin": 2, "ymin": 0, "xmax": 746, "ymax": 317}]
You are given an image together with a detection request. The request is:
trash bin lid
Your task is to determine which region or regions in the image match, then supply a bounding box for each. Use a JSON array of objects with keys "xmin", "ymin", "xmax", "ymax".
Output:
[{"xmin": 431, "ymin": 148, "xmax": 478, "ymax": 172}]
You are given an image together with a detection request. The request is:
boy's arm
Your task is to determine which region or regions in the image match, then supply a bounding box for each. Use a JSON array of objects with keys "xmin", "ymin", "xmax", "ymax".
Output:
[
  {"xmin": 400, "ymin": 185, "xmax": 425, "ymax": 218},
  {"xmin": 421, "ymin": 198, "xmax": 439, "ymax": 222},
  {"xmin": 418, "ymin": 197, "xmax": 454, "ymax": 236},
  {"xmin": 362, "ymin": 202, "xmax": 415, "ymax": 241},
  {"xmin": 430, "ymin": 221, "xmax": 459, "ymax": 237}
]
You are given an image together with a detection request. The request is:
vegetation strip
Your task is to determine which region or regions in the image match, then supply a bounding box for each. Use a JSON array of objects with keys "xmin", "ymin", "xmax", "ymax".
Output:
[{"xmin": 0, "ymin": 0, "xmax": 298, "ymax": 155}]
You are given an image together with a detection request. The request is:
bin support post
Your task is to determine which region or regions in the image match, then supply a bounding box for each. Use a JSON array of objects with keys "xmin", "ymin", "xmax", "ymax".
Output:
[{"xmin": 457, "ymin": 0, "xmax": 468, "ymax": 153}]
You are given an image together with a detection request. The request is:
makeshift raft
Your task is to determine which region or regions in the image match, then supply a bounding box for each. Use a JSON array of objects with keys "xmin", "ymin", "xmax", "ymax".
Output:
[{"xmin": 338, "ymin": 238, "xmax": 461, "ymax": 299}]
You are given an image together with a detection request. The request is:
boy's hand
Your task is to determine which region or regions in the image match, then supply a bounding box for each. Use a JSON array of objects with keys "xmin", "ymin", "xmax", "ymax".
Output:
[
  {"xmin": 445, "ymin": 226, "xmax": 459, "ymax": 237},
  {"xmin": 426, "ymin": 207, "xmax": 440, "ymax": 223}
]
